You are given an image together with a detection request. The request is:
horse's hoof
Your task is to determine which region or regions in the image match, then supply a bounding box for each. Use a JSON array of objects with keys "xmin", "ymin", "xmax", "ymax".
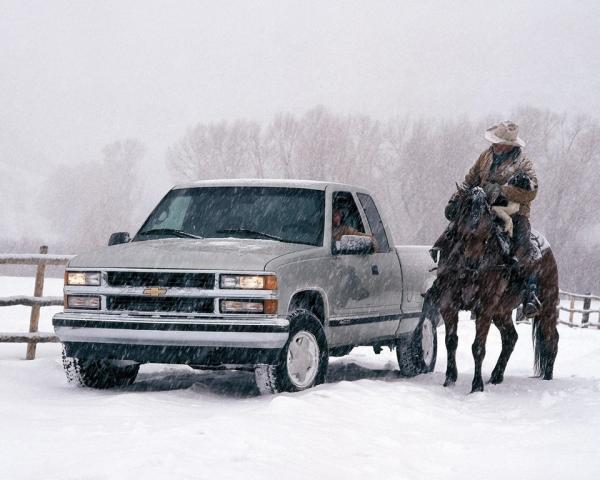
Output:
[
  {"xmin": 443, "ymin": 379, "xmax": 455, "ymax": 387},
  {"xmin": 470, "ymin": 381, "xmax": 484, "ymax": 393},
  {"xmin": 488, "ymin": 373, "xmax": 504, "ymax": 385}
]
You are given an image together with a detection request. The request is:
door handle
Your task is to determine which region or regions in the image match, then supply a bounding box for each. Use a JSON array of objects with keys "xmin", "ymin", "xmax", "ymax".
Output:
[{"xmin": 371, "ymin": 265, "xmax": 379, "ymax": 275}]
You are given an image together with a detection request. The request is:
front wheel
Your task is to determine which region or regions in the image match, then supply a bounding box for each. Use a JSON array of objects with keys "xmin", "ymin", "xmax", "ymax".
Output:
[
  {"xmin": 255, "ymin": 309, "xmax": 328, "ymax": 394},
  {"xmin": 396, "ymin": 308, "xmax": 438, "ymax": 377},
  {"xmin": 62, "ymin": 349, "xmax": 140, "ymax": 389}
]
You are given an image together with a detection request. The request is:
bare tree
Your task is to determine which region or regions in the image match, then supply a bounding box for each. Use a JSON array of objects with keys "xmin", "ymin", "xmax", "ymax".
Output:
[
  {"xmin": 160, "ymin": 107, "xmax": 600, "ymax": 291},
  {"xmin": 264, "ymin": 113, "xmax": 301, "ymax": 177},
  {"xmin": 39, "ymin": 139, "xmax": 146, "ymax": 250}
]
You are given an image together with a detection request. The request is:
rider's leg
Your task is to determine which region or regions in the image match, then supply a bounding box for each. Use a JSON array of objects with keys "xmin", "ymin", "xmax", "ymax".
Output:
[
  {"xmin": 512, "ymin": 215, "xmax": 541, "ymax": 316},
  {"xmin": 511, "ymin": 214, "xmax": 531, "ymax": 263},
  {"xmin": 430, "ymin": 221, "xmax": 456, "ymax": 262}
]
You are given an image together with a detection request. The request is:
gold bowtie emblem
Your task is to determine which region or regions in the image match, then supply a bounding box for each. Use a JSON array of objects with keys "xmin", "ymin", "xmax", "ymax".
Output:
[{"xmin": 143, "ymin": 287, "xmax": 167, "ymax": 297}]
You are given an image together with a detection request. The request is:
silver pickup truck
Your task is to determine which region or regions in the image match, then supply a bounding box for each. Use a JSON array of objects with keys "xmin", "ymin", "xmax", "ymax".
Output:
[{"xmin": 53, "ymin": 179, "xmax": 439, "ymax": 393}]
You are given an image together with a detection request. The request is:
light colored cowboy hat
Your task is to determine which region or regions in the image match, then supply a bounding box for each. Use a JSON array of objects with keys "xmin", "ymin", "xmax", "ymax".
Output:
[{"xmin": 484, "ymin": 121, "xmax": 526, "ymax": 147}]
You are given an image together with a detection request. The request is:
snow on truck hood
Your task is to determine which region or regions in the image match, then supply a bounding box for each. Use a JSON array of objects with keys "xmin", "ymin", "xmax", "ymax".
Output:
[{"xmin": 67, "ymin": 238, "xmax": 314, "ymax": 271}]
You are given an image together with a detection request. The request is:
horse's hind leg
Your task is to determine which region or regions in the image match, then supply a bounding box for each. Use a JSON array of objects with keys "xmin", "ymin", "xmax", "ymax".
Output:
[
  {"xmin": 471, "ymin": 315, "xmax": 492, "ymax": 393},
  {"xmin": 441, "ymin": 306, "xmax": 459, "ymax": 387},
  {"xmin": 489, "ymin": 314, "xmax": 518, "ymax": 385}
]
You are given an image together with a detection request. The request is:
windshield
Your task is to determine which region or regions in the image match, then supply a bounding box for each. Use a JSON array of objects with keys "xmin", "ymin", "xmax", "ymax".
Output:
[{"xmin": 135, "ymin": 186, "xmax": 325, "ymax": 246}]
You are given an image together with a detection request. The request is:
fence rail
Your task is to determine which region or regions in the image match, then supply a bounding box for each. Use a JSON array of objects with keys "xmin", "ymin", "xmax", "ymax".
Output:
[
  {"xmin": 559, "ymin": 289, "xmax": 600, "ymax": 302},
  {"xmin": 0, "ymin": 254, "xmax": 76, "ymax": 266},
  {"xmin": 0, "ymin": 296, "xmax": 64, "ymax": 307},
  {"xmin": 0, "ymin": 246, "xmax": 74, "ymax": 359}
]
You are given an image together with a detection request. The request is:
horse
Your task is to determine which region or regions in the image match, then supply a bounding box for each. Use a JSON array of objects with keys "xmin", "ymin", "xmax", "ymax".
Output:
[{"xmin": 432, "ymin": 185, "xmax": 560, "ymax": 393}]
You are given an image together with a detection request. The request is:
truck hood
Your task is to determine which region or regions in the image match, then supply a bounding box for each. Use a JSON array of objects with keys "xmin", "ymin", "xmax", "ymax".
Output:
[{"xmin": 68, "ymin": 238, "xmax": 314, "ymax": 271}]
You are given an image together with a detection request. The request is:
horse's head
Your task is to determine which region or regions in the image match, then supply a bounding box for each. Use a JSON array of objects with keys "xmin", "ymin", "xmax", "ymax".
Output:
[{"xmin": 454, "ymin": 185, "xmax": 497, "ymax": 268}]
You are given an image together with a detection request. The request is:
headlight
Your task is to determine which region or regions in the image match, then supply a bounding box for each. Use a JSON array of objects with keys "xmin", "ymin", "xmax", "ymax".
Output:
[
  {"xmin": 66, "ymin": 295, "xmax": 101, "ymax": 310},
  {"xmin": 65, "ymin": 271, "xmax": 101, "ymax": 286},
  {"xmin": 220, "ymin": 274, "xmax": 277, "ymax": 290},
  {"xmin": 220, "ymin": 299, "xmax": 278, "ymax": 314}
]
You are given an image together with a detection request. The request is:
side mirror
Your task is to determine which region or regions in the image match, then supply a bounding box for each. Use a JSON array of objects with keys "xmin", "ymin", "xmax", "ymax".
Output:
[
  {"xmin": 108, "ymin": 232, "xmax": 131, "ymax": 246},
  {"xmin": 336, "ymin": 235, "xmax": 374, "ymax": 255}
]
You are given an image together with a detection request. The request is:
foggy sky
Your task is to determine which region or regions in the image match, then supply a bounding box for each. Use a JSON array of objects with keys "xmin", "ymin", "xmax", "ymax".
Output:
[{"xmin": 1, "ymin": 0, "xmax": 600, "ymax": 173}]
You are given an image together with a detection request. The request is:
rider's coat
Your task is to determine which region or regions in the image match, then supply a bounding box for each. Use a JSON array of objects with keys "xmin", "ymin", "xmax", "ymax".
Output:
[{"xmin": 463, "ymin": 146, "xmax": 538, "ymax": 217}]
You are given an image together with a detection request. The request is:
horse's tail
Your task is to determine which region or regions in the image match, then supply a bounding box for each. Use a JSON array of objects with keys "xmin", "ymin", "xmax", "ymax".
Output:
[
  {"xmin": 531, "ymin": 250, "xmax": 560, "ymax": 380},
  {"xmin": 532, "ymin": 317, "xmax": 553, "ymax": 377}
]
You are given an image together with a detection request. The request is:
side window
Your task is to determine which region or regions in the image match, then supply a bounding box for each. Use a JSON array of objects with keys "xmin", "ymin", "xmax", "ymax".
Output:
[
  {"xmin": 332, "ymin": 191, "xmax": 365, "ymax": 243},
  {"xmin": 357, "ymin": 193, "xmax": 390, "ymax": 253}
]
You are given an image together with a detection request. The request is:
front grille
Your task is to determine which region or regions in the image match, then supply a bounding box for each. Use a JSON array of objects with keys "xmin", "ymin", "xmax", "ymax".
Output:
[
  {"xmin": 107, "ymin": 271, "xmax": 215, "ymax": 289},
  {"xmin": 106, "ymin": 296, "xmax": 214, "ymax": 314}
]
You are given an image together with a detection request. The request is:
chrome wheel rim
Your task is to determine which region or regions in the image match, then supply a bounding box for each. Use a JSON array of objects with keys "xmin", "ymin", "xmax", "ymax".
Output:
[
  {"xmin": 421, "ymin": 318, "xmax": 435, "ymax": 366},
  {"xmin": 286, "ymin": 331, "xmax": 320, "ymax": 389}
]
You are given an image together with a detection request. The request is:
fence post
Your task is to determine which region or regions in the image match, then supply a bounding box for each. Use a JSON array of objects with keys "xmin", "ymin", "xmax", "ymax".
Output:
[
  {"xmin": 26, "ymin": 245, "xmax": 48, "ymax": 360},
  {"xmin": 568, "ymin": 295, "xmax": 575, "ymax": 327},
  {"xmin": 581, "ymin": 292, "xmax": 591, "ymax": 328}
]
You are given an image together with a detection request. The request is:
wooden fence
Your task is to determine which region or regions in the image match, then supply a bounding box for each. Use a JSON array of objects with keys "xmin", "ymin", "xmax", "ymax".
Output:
[
  {"xmin": 557, "ymin": 290, "xmax": 600, "ymax": 328},
  {"xmin": 0, "ymin": 246, "xmax": 74, "ymax": 359}
]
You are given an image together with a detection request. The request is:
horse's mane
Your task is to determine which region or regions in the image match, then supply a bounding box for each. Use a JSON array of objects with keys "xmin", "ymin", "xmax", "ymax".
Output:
[{"xmin": 446, "ymin": 186, "xmax": 513, "ymax": 262}]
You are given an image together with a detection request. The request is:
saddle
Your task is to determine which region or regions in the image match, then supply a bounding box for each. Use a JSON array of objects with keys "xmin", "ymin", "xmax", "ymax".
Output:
[{"xmin": 492, "ymin": 222, "xmax": 545, "ymax": 265}]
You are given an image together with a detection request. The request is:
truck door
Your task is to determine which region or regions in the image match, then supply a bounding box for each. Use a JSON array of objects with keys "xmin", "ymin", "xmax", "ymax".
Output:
[
  {"xmin": 356, "ymin": 192, "xmax": 403, "ymax": 315},
  {"xmin": 327, "ymin": 191, "xmax": 389, "ymax": 346}
]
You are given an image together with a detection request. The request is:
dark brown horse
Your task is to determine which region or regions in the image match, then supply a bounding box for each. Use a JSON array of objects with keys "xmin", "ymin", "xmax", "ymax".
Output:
[{"xmin": 433, "ymin": 185, "xmax": 559, "ymax": 393}]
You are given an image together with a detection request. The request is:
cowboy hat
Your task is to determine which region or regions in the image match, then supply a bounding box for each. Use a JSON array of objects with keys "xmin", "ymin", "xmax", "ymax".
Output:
[{"xmin": 484, "ymin": 121, "xmax": 526, "ymax": 147}]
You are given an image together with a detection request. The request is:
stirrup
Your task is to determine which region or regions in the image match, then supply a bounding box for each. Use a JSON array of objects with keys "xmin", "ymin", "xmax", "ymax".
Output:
[{"xmin": 524, "ymin": 292, "xmax": 541, "ymax": 318}]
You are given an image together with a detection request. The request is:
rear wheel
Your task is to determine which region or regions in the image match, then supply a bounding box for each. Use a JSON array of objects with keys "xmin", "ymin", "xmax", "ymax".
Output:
[
  {"xmin": 255, "ymin": 309, "xmax": 328, "ymax": 394},
  {"xmin": 62, "ymin": 348, "xmax": 139, "ymax": 389},
  {"xmin": 396, "ymin": 308, "xmax": 438, "ymax": 377}
]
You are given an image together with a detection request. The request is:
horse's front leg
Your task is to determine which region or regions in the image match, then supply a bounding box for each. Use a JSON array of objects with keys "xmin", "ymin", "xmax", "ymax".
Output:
[
  {"xmin": 489, "ymin": 314, "xmax": 518, "ymax": 384},
  {"xmin": 471, "ymin": 315, "xmax": 492, "ymax": 393},
  {"xmin": 441, "ymin": 306, "xmax": 459, "ymax": 387}
]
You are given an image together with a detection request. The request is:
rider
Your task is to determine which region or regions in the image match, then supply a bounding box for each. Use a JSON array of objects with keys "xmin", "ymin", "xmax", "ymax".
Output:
[
  {"xmin": 433, "ymin": 121, "xmax": 541, "ymax": 315},
  {"xmin": 332, "ymin": 208, "xmax": 378, "ymax": 252}
]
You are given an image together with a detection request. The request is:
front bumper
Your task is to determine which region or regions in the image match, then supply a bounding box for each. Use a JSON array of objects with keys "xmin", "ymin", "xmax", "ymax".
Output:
[{"xmin": 53, "ymin": 312, "xmax": 289, "ymax": 366}]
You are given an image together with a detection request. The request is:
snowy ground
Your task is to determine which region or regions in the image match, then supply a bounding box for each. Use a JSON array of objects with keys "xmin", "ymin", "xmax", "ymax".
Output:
[{"xmin": 1, "ymin": 276, "xmax": 600, "ymax": 480}]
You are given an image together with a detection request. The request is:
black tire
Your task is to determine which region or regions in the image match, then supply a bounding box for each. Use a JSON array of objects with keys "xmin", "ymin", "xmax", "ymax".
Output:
[
  {"xmin": 396, "ymin": 307, "xmax": 438, "ymax": 377},
  {"xmin": 255, "ymin": 309, "xmax": 328, "ymax": 394},
  {"xmin": 62, "ymin": 348, "xmax": 140, "ymax": 389}
]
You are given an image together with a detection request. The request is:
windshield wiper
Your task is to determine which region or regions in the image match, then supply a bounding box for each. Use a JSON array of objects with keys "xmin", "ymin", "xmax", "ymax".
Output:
[
  {"xmin": 216, "ymin": 228, "xmax": 317, "ymax": 246},
  {"xmin": 216, "ymin": 228, "xmax": 286, "ymax": 242},
  {"xmin": 138, "ymin": 228, "xmax": 203, "ymax": 239}
]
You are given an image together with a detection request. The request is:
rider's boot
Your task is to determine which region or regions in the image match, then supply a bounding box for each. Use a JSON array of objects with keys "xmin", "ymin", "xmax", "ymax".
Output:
[
  {"xmin": 431, "ymin": 222, "xmax": 455, "ymax": 262},
  {"xmin": 523, "ymin": 276, "xmax": 541, "ymax": 317}
]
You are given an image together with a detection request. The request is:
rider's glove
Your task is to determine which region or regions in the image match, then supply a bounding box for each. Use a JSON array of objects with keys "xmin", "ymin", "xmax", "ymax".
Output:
[
  {"xmin": 445, "ymin": 192, "xmax": 461, "ymax": 221},
  {"xmin": 483, "ymin": 182, "xmax": 502, "ymax": 203}
]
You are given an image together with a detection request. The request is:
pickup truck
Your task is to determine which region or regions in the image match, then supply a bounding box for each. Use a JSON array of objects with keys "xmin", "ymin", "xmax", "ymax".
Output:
[{"xmin": 53, "ymin": 179, "xmax": 439, "ymax": 393}]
